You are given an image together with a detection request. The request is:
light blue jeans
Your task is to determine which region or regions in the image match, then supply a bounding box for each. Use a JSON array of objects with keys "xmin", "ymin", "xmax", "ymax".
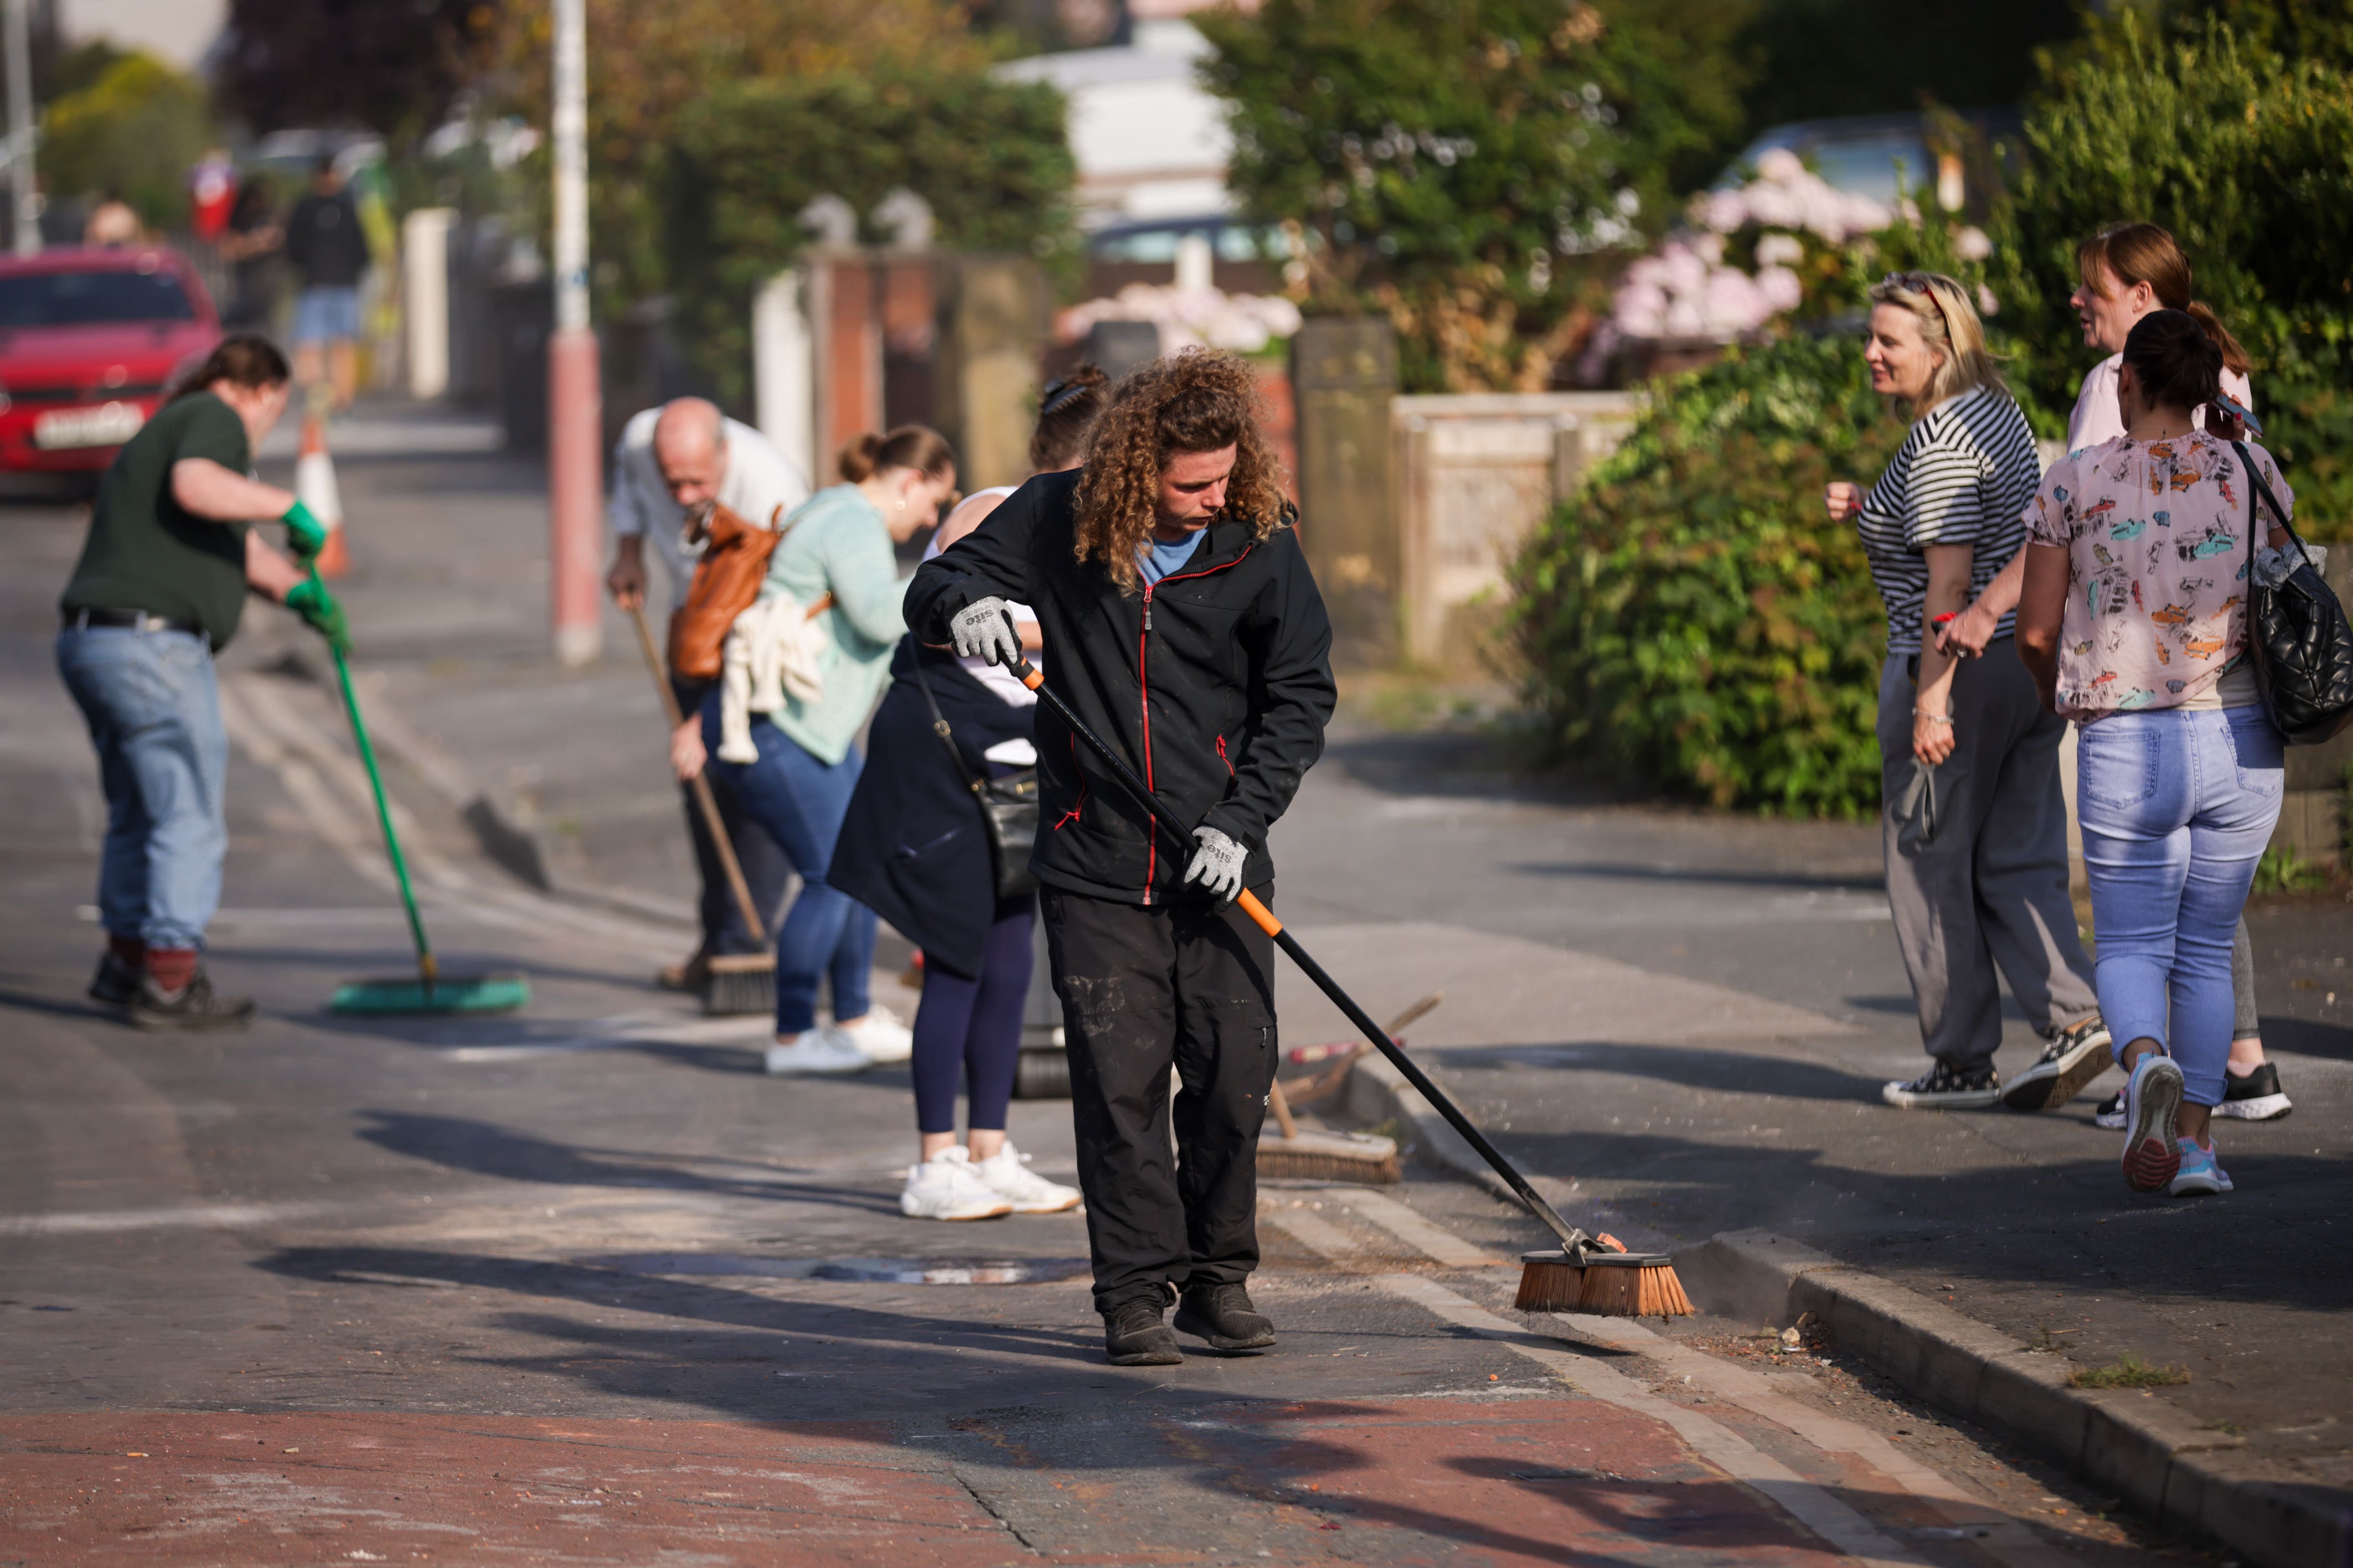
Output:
[
  {"xmin": 699, "ymin": 698, "xmax": 876, "ymax": 1035},
  {"xmin": 2076, "ymin": 706, "xmax": 2283, "ymax": 1108},
  {"xmin": 55, "ymin": 626, "xmax": 228, "ymax": 951}
]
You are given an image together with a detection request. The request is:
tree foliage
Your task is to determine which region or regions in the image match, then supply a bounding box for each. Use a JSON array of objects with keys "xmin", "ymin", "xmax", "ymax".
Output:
[
  {"xmin": 40, "ymin": 54, "xmax": 213, "ymax": 233},
  {"xmin": 662, "ymin": 69, "xmax": 1076, "ymax": 409},
  {"xmin": 1732, "ymin": 0, "xmax": 2079, "ymax": 128},
  {"xmin": 1196, "ymin": 0, "xmax": 1747, "ymax": 392},
  {"xmin": 1992, "ymin": 12, "xmax": 2353, "ymax": 539},
  {"xmin": 215, "ymin": 0, "xmax": 497, "ymax": 135},
  {"xmin": 1512, "ymin": 335, "xmax": 1900, "ymax": 815},
  {"xmin": 489, "ymin": 0, "xmax": 992, "ymax": 316}
]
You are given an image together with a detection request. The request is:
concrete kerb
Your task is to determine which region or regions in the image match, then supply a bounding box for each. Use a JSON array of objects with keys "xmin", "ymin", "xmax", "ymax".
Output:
[{"xmin": 1341, "ymin": 1056, "xmax": 2353, "ymax": 1568}]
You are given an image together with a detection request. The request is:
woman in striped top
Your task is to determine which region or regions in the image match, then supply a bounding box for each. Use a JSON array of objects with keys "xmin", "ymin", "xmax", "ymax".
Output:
[{"xmin": 1823, "ymin": 271, "xmax": 2106, "ymax": 1111}]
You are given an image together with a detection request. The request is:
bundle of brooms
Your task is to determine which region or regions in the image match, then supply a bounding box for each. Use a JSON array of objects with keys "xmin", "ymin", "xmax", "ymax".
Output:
[{"xmin": 1003, "ymin": 635, "xmax": 1690, "ymax": 1318}]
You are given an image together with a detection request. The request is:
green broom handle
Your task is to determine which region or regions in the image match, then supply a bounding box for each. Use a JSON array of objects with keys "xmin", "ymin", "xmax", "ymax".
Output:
[
  {"xmin": 326, "ymin": 617, "xmax": 437, "ymax": 987},
  {"xmin": 1003, "ymin": 648, "xmax": 1589, "ymax": 1257}
]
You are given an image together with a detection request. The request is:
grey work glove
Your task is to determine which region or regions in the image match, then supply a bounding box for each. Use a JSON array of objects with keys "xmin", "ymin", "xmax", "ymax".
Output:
[
  {"xmin": 1183, "ymin": 825, "xmax": 1247, "ymax": 904},
  {"xmin": 949, "ymin": 596, "xmax": 1021, "ymax": 667}
]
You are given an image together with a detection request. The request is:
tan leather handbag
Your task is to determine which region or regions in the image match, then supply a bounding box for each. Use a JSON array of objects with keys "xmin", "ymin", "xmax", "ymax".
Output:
[{"xmin": 667, "ymin": 502, "xmax": 781, "ymax": 681}]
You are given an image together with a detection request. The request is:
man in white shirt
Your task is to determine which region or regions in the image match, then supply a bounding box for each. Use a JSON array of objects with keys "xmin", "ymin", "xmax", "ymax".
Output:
[{"xmin": 605, "ymin": 399, "xmax": 809, "ymax": 993}]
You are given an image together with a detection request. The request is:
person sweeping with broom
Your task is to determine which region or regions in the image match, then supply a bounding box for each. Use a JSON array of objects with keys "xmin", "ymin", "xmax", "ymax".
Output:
[
  {"xmin": 907, "ymin": 349, "xmax": 1337, "ymax": 1365},
  {"xmin": 57, "ymin": 333, "xmax": 347, "ymax": 1027}
]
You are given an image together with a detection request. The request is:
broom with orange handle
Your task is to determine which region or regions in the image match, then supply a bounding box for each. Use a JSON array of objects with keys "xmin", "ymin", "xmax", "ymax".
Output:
[{"xmin": 1002, "ymin": 634, "xmax": 1689, "ymax": 1317}]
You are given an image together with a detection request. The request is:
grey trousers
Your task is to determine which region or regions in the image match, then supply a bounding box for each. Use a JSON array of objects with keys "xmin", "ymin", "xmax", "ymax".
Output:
[{"xmin": 1877, "ymin": 640, "xmax": 2101, "ymax": 1071}]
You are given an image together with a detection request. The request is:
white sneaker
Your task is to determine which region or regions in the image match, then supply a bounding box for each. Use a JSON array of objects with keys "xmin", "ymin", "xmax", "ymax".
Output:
[
  {"xmin": 970, "ymin": 1142, "xmax": 1082, "ymax": 1214},
  {"xmin": 833, "ymin": 1006, "xmax": 913, "ymax": 1063},
  {"xmin": 900, "ymin": 1147, "xmax": 1014, "ymax": 1220},
  {"xmin": 764, "ymin": 1030, "xmax": 874, "ymax": 1075}
]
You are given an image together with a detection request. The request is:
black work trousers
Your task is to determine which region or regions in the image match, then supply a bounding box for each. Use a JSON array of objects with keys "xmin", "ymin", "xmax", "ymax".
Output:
[
  {"xmin": 673, "ymin": 675, "xmax": 791, "ymax": 956},
  {"xmin": 1041, "ymin": 884, "xmax": 1278, "ymax": 1316}
]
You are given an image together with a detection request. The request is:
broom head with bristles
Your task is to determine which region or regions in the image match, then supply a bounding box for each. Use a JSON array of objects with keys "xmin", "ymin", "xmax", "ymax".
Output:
[
  {"xmin": 1255, "ymin": 1128, "xmax": 1401, "ymax": 1184},
  {"xmin": 1515, "ymin": 1232, "xmax": 1694, "ymax": 1318},
  {"xmin": 701, "ymin": 952, "xmax": 776, "ymax": 1016}
]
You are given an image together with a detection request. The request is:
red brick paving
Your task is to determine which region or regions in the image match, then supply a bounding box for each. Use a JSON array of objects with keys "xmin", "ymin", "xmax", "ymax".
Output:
[{"xmin": 1, "ymin": 1400, "xmax": 1855, "ymax": 1565}]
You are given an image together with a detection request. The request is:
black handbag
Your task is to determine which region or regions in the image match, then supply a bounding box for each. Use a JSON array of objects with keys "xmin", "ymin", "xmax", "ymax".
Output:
[
  {"xmin": 909, "ymin": 657, "xmax": 1041, "ymax": 901},
  {"xmin": 2235, "ymin": 442, "xmax": 2353, "ymax": 745}
]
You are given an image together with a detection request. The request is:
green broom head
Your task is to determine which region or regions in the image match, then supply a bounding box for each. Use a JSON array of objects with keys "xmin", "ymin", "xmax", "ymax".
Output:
[{"xmin": 332, "ymin": 974, "xmax": 530, "ymax": 1015}]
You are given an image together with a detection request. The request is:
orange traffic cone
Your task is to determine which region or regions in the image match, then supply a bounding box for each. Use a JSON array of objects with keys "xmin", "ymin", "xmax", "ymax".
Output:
[{"xmin": 298, "ymin": 396, "xmax": 348, "ymax": 578}]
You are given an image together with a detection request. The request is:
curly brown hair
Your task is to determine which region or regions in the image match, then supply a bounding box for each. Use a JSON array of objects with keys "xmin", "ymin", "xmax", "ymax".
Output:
[{"xmin": 1072, "ymin": 349, "xmax": 1289, "ymax": 594}]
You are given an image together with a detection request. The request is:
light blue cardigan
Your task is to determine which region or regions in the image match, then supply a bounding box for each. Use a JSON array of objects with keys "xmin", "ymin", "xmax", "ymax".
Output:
[{"xmin": 755, "ymin": 484, "xmax": 907, "ymax": 764}]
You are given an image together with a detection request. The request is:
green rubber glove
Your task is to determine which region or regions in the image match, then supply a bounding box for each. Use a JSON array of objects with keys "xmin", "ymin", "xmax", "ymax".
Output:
[
  {"xmin": 282, "ymin": 498, "xmax": 329, "ymax": 560},
  {"xmin": 285, "ymin": 576, "xmax": 350, "ymax": 653}
]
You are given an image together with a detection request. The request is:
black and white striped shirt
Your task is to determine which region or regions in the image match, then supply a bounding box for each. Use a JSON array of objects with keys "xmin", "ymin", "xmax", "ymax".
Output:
[{"xmin": 1855, "ymin": 385, "xmax": 2040, "ymax": 654}]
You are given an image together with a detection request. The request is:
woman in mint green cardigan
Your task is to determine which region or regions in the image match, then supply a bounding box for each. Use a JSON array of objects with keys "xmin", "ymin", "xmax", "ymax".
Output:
[{"xmin": 677, "ymin": 426, "xmax": 957, "ymax": 1073}]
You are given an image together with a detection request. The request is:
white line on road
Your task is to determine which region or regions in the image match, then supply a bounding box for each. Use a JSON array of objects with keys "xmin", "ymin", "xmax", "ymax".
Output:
[{"xmin": 0, "ymin": 1200, "xmax": 343, "ymax": 1236}]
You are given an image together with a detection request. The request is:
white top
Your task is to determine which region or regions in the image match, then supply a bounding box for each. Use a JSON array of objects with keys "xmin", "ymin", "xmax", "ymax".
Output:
[
  {"xmin": 924, "ymin": 484, "xmax": 1041, "ymax": 708},
  {"xmin": 2066, "ymin": 354, "xmax": 2254, "ymax": 455},
  {"xmin": 608, "ymin": 408, "xmax": 811, "ymax": 612}
]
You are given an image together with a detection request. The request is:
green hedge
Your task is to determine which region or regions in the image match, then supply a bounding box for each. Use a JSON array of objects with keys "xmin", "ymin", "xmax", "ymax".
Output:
[
  {"xmin": 662, "ymin": 69, "xmax": 1078, "ymax": 411},
  {"xmin": 1511, "ymin": 334, "xmax": 1901, "ymax": 816}
]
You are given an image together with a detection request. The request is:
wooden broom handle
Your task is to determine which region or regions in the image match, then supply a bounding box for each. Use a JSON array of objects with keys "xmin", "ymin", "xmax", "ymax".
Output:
[{"xmin": 628, "ymin": 604, "xmax": 768, "ymax": 945}]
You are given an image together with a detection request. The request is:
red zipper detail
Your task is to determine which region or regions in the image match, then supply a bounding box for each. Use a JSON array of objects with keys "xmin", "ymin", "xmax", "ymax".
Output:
[
  {"xmin": 1216, "ymin": 735, "xmax": 1232, "ymax": 775},
  {"xmin": 1135, "ymin": 545, "xmax": 1253, "ymax": 903}
]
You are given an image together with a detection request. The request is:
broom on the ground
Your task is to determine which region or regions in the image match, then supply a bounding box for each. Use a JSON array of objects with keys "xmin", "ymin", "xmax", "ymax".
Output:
[
  {"xmin": 627, "ymin": 606, "xmax": 776, "ymax": 1016},
  {"xmin": 1002, "ymin": 637, "xmax": 1689, "ymax": 1317},
  {"xmin": 1255, "ymin": 995, "xmax": 1441, "ymax": 1184}
]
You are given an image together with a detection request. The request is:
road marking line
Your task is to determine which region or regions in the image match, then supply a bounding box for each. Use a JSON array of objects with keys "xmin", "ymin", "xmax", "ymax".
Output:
[
  {"xmin": 1261, "ymin": 1205, "xmax": 1360, "ymax": 1257},
  {"xmin": 1304, "ymin": 1187, "xmax": 1502, "ymax": 1266},
  {"xmin": 0, "ymin": 1201, "xmax": 343, "ymax": 1236},
  {"xmin": 1377, "ymin": 1273, "xmax": 1929, "ymax": 1568}
]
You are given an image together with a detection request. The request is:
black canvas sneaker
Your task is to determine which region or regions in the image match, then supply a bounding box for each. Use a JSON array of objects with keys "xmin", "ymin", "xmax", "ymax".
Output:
[
  {"xmin": 1102, "ymin": 1301, "xmax": 1183, "ymax": 1366},
  {"xmin": 1174, "ymin": 1283, "xmax": 1277, "ymax": 1352},
  {"xmin": 128, "ymin": 970, "xmax": 256, "ymax": 1031},
  {"xmin": 87, "ymin": 949, "xmax": 141, "ymax": 1008},
  {"xmin": 2000, "ymin": 1015, "xmax": 2115, "ymax": 1111},
  {"xmin": 1882, "ymin": 1060, "xmax": 2001, "ymax": 1110}
]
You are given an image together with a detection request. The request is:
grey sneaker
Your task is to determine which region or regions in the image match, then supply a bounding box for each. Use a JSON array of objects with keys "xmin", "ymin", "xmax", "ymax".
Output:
[
  {"xmin": 2001, "ymin": 1015, "xmax": 2114, "ymax": 1111},
  {"xmin": 128, "ymin": 970, "xmax": 256, "ymax": 1031},
  {"xmin": 1883, "ymin": 1060, "xmax": 2001, "ymax": 1110}
]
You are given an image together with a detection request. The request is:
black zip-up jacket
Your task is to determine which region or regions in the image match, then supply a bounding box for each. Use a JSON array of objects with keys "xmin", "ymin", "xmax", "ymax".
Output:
[{"xmin": 905, "ymin": 468, "xmax": 1336, "ymax": 906}]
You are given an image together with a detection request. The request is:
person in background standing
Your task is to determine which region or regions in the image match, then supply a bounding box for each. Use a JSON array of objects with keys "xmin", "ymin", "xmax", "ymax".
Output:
[
  {"xmin": 682, "ymin": 427, "xmax": 959, "ymax": 1075},
  {"xmin": 284, "ymin": 157, "xmax": 368, "ymax": 410},
  {"xmin": 219, "ymin": 178, "xmax": 283, "ymax": 332},
  {"xmin": 606, "ymin": 398, "xmax": 808, "ymax": 996},
  {"xmin": 1939, "ymin": 224, "xmax": 2289, "ymax": 1126},
  {"xmin": 1824, "ymin": 272, "xmax": 2109, "ymax": 1111},
  {"xmin": 830, "ymin": 368, "xmax": 1110, "ymax": 1222},
  {"xmin": 84, "ymin": 195, "xmax": 142, "ymax": 247},
  {"xmin": 56, "ymin": 334, "xmax": 347, "ymax": 1028},
  {"xmin": 189, "ymin": 149, "xmax": 237, "ymax": 244},
  {"xmin": 2014, "ymin": 309, "xmax": 2289, "ymax": 1197}
]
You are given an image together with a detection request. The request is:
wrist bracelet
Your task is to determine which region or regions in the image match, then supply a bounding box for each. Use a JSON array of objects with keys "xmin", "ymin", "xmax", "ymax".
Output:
[{"xmin": 1912, "ymin": 709, "xmax": 1953, "ymax": 726}]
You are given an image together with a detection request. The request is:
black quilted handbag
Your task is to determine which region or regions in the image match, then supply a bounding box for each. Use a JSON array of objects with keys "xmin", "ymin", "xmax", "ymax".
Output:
[{"xmin": 2236, "ymin": 442, "xmax": 2353, "ymax": 744}]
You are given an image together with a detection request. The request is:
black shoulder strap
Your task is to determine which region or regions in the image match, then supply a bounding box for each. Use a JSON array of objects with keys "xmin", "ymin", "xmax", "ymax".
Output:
[
  {"xmin": 907, "ymin": 654, "xmax": 982, "ymax": 797},
  {"xmin": 2233, "ymin": 441, "xmax": 2310, "ymax": 571}
]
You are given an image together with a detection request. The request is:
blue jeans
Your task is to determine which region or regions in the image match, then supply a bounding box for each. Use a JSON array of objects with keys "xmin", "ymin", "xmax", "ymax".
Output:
[
  {"xmin": 2077, "ymin": 706, "xmax": 2283, "ymax": 1108},
  {"xmin": 700, "ymin": 700, "xmax": 875, "ymax": 1034},
  {"xmin": 55, "ymin": 626, "xmax": 228, "ymax": 950}
]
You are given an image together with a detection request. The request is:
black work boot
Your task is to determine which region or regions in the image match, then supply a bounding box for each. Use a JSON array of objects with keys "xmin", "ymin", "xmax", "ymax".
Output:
[
  {"xmin": 129, "ymin": 969, "xmax": 256, "ymax": 1031},
  {"xmin": 87, "ymin": 949, "xmax": 141, "ymax": 1008},
  {"xmin": 1102, "ymin": 1300, "xmax": 1183, "ymax": 1366},
  {"xmin": 1174, "ymin": 1282, "xmax": 1276, "ymax": 1352}
]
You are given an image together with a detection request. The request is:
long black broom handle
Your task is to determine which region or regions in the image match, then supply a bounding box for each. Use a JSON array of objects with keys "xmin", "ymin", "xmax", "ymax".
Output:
[{"xmin": 1004, "ymin": 645, "xmax": 1591, "ymax": 1257}]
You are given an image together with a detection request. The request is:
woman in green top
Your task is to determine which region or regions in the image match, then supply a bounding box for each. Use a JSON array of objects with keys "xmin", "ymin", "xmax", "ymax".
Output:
[
  {"xmin": 56, "ymin": 333, "xmax": 349, "ymax": 1028},
  {"xmin": 676, "ymin": 425, "xmax": 957, "ymax": 1073}
]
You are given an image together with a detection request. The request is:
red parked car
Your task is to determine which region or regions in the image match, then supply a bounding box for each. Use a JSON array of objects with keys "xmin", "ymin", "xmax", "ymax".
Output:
[{"xmin": 0, "ymin": 246, "xmax": 220, "ymax": 474}]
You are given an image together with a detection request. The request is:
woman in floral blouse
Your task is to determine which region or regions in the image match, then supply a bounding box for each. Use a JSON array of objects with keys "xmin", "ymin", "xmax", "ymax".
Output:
[{"xmin": 2016, "ymin": 310, "xmax": 2290, "ymax": 1199}]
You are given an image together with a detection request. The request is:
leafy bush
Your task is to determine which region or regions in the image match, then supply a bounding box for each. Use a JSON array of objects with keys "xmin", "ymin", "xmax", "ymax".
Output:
[
  {"xmin": 1511, "ymin": 334, "xmax": 1902, "ymax": 815},
  {"xmin": 661, "ymin": 69, "xmax": 1078, "ymax": 410},
  {"xmin": 1993, "ymin": 14, "xmax": 2353, "ymax": 538},
  {"xmin": 40, "ymin": 54, "xmax": 213, "ymax": 234},
  {"xmin": 1196, "ymin": 0, "xmax": 1747, "ymax": 392}
]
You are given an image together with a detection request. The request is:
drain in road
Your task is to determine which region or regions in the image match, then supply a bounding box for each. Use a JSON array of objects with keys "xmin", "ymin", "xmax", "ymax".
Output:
[{"xmin": 581, "ymin": 1253, "xmax": 1090, "ymax": 1285}]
